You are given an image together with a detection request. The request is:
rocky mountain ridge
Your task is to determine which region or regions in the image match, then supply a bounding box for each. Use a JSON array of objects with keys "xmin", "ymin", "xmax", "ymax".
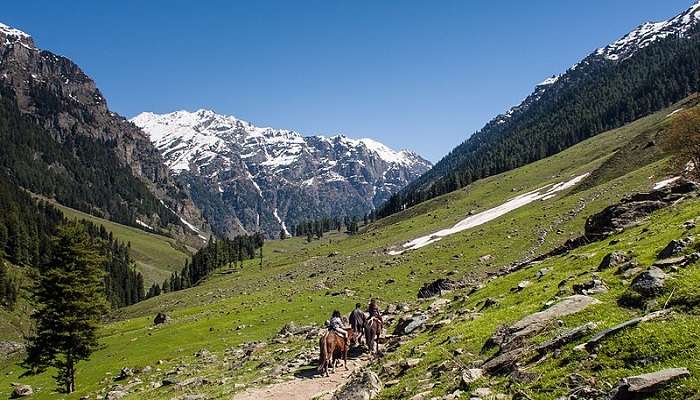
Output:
[
  {"xmin": 0, "ymin": 22, "xmax": 209, "ymax": 243},
  {"xmin": 132, "ymin": 109, "xmax": 431, "ymax": 237}
]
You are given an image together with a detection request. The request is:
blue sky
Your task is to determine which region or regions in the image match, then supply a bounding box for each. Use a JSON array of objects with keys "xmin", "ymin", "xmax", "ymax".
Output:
[{"xmin": 2, "ymin": 0, "xmax": 694, "ymax": 162}]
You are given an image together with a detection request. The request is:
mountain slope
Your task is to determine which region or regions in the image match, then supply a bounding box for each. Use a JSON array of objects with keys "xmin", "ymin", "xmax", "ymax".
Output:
[
  {"xmin": 0, "ymin": 23, "xmax": 209, "ymax": 244},
  {"xmin": 379, "ymin": 0, "xmax": 700, "ymax": 218},
  {"xmin": 131, "ymin": 110, "xmax": 431, "ymax": 237},
  {"xmin": 2, "ymin": 95, "xmax": 694, "ymax": 400}
]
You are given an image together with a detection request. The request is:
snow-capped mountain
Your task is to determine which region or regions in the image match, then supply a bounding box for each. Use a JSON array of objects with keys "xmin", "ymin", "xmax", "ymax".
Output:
[
  {"xmin": 596, "ymin": 1, "xmax": 700, "ymax": 61},
  {"xmin": 131, "ymin": 110, "xmax": 431, "ymax": 237},
  {"xmin": 386, "ymin": 0, "xmax": 700, "ymax": 217}
]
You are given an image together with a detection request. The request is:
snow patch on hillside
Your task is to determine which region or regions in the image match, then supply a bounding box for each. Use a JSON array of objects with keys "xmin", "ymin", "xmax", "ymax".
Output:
[{"xmin": 388, "ymin": 174, "xmax": 589, "ymax": 255}]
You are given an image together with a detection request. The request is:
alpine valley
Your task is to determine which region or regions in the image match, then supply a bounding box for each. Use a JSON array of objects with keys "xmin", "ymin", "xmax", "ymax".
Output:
[{"xmin": 2, "ymin": 2, "xmax": 700, "ymax": 400}]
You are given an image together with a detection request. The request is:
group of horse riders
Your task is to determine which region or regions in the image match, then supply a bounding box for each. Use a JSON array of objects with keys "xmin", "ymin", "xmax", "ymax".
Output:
[
  {"xmin": 326, "ymin": 298, "xmax": 383, "ymax": 347},
  {"xmin": 318, "ymin": 299, "xmax": 384, "ymax": 375}
]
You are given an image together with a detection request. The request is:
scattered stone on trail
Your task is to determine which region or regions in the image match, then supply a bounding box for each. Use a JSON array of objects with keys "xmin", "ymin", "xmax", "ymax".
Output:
[
  {"xmin": 576, "ymin": 309, "xmax": 672, "ymax": 352},
  {"xmin": 657, "ymin": 238, "xmax": 693, "ymax": 259},
  {"xmin": 484, "ymin": 295, "xmax": 600, "ymax": 353},
  {"xmin": 332, "ymin": 370, "xmax": 383, "ymax": 400},
  {"xmin": 394, "ymin": 314, "xmax": 429, "ymax": 336},
  {"xmin": 585, "ymin": 179, "xmax": 698, "ymax": 241},
  {"xmin": 153, "ymin": 312, "xmax": 171, "ymax": 325},
  {"xmin": 104, "ymin": 390, "xmax": 127, "ymax": 400},
  {"xmin": 630, "ymin": 267, "xmax": 666, "ymax": 297},
  {"xmin": 598, "ymin": 251, "xmax": 631, "ymax": 271},
  {"xmin": 683, "ymin": 219, "xmax": 697, "ymax": 230},
  {"xmin": 10, "ymin": 383, "xmax": 33, "ymax": 398},
  {"xmin": 609, "ymin": 368, "xmax": 690, "ymax": 400},
  {"xmin": 460, "ymin": 368, "xmax": 484, "ymax": 387},
  {"xmin": 535, "ymin": 322, "xmax": 597, "ymax": 355},
  {"xmin": 573, "ymin": 278, "xmax": 608, "ymax": 295},
  {"xmin": 417, "ymin": 278, "xmax": 457, "ymax": 298}
]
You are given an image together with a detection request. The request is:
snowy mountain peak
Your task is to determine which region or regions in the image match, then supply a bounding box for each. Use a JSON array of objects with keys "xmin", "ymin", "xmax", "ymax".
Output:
[
  {"xmin": 596, "ymin": 1, "xmax": 700, "ymax": 61},
  {"xmin": 131, "ymin": 110, "xmax": 432, "ymax": 236},
  {"xmin": 0, "ymin": 22, "xmax": 35, "ymax": 48},
  {"xmin": 0, "ymin": 22, "xmax": 31, "ymax": 40}
]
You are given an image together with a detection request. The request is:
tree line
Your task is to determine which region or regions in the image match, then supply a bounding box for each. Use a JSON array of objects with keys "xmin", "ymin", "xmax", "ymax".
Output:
[
  {"xmin": 288, "ymin": 212, "xmax": 377, "ymax": 241},
  {"xmin": 379, "ymin": 25, "xmax": 700, "ymax": 218},
  {"xmin": 0, "ymin": 173, "xmax": 146, "ymax": 309},
  {"xmin": 146, "ymin": 232, "xmax": 264, "ymax": 297}
]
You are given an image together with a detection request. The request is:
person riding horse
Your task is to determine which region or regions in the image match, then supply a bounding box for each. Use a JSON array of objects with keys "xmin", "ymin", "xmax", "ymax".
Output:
[
  {"xmin": 348, "ymin": 303, "xmax": 366, "ymax": 344},
  {"xmin": 367, "ymin": 298, "xmax": 382, "ymax": 323},
  {"xmin": 328, "ymin": 310, "xmax": 349, "ymax": 345}
]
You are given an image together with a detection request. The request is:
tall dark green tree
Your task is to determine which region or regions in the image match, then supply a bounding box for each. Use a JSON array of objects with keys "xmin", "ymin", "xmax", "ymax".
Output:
[{"xmin": 23, "ymin": 223, "xmax": 108, "ymax": 393}]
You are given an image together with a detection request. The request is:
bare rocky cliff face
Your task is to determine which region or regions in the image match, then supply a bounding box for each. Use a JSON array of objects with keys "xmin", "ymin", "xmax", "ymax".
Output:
[
  {"xmin": 132, "ymin": 110, "xmax": 432, "ymax": 237},
  {"xmin": 0, "ymin": 23, "xmax": 209, "ymax": 243}
]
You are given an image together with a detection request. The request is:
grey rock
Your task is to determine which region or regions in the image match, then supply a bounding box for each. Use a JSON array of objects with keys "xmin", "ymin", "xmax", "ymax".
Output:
[
  {"xmin": 394, "ymin": 314, "xmax": 429, "ymax": 335},
  {"xmin": 153, "ymin": 312, "xmax": 170, "ymax": 325},
  {"xmin": 577, "ymin": 309, "xmax": 672, "ymax": 352},
  {"xmin": 610, "ymin": 368, "xmax": 690, "ymax": 399},
  {"xmin": 332, "ymin": 370, "xmax": 383, "ymax": 400},
  {"xmin": 631, "ymin": 267, "xmax": 666, "ymax": 297},
  {"xmin": 657, "ymin": 238, "xmax": 692, "ymax": 259},
  {"xmin": 598, "ymin": 251, "xmax": 630, "ymax": 271},
  {"xmin": 11, "ymin": 383, "xmax": 33, "ymax": 397},
  {"xmin": 573, "ymin": 279, "xmax": 608, "ymax": 295},
  {"xmin": 0, "ymin": 341, "xmax": 25, "ymax": 360},
  {"xmin": 460, "ymin": 368, "xmax": 484, "ymax": 387},
  {"xmin": 417, "ymin": 278, "xmax": 458, "ymax": 298},
  {"xmin": 535, "ymin": 322, "xmax": 598, "ymax": 355},
  {"xmin": 104, "ymin": 390, "xmax": 127, "ymax": 400}
]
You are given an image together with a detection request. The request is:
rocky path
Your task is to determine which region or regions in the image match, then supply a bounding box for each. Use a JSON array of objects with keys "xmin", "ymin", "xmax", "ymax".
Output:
[{"xmin": 232, "ymin": 357, "xmax": 369, "ymax": 400}]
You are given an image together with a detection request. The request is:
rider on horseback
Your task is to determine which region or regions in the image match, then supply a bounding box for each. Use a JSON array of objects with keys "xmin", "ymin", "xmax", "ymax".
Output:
[
  {"xmin": 328, "ymin": 310, "xmax": 349, "ymax": 345},
  {"xmin": 367, "ymin": 298, "xmax": 382, "ymax": 323}
]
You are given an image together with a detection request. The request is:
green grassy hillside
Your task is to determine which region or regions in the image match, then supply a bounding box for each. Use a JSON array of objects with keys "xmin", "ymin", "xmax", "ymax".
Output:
[
  {"xmin": 53, "ymin": 203, "xmax": 192, "ymax": 286},
  {"xmin": 0, "ymin": 99, "xmax": 696, "ymax": 399}
]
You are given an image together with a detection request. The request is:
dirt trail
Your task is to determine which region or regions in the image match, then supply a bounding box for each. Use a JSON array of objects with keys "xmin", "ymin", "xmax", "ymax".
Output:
[{"xmin": 232, "ymin": 357, "xmax": 369, "ymax": 400}]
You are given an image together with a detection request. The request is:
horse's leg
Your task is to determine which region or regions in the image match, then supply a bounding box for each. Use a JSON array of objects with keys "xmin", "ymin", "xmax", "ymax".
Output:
[{"xmin": 344, "ymin": 344, "xmax": 348, "ymax": 370}]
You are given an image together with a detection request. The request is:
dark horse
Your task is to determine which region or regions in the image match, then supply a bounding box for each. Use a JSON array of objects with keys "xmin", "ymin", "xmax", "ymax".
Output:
[
  {"xmin": 365, "ymin": 317, "xmax": 382, "ymax": 355},
  {"xmin": 348, "ymin": 306, "xmax": 367, "ymax": 346},
  {"xmin": 318, "ymin": 327, "xmax": 353, "ymax": 376}
]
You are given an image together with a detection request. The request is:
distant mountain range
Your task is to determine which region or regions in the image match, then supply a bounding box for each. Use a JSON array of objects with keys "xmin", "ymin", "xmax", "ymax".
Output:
[
  {"xmin": 379, "ymin": 0, "xmax": 700, "ymax": 218},
  {"xmin": 132, "ymin": 110, "xmax": 431, "ymax": 237}
]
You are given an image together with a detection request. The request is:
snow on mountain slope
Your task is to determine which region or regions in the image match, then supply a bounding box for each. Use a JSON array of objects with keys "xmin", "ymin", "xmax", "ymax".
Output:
[
  {"xmin": 131, "ymin": 110, "xmax": 431, "ymax": 237},
  {"xmin": 596, "ymin": 0, "xmax": 700, "ymax": 61}
]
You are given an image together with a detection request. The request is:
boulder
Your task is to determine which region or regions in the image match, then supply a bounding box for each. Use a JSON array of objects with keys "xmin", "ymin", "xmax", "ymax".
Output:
[
  {"xmin": 630, "ymin": 267, "xmax": 666, "ymax": 297},
  {"xmin": 11, "ymin": 383, "xmax": 33, "ymax": 398},
  {"xmin": 610, "ymin": 368, "xmax": 690, "ymax": 399},
  {"xmin": 332, "ymin": 370, "xmax": 383, "ymax": 400},
  {"xmin": 485, "ymin": 295, "xmax": 600, "ymax": 352},
  {"xmin": 195, "ymin": 349, "xmax": 217, "ymax": 363},
  {"xmin": 657, "ymin": 238, "xmax": 692, "ymax": 259},
  {"xmin": 115, "ymin": 367, "xmax": 133, "ymax": 380},
  {"xmin": 460, "ymin": 368, "xmax": 484, "ymax": 387},
  {"xmin": 535, "ymin": 322, "xmax": 597, "ymax": 355},
  {"xmin": 104, "ymin": 390, "xmax": 127, "ymax": 400},
  {"xmin": 511, "ymin": 280, "xmax": 531, "ymax": 292},
  {"xmin": 417, "ymin": 278, "xmax": 456, "ymax": 298},
  {"xmin": 577, "ymin": 309, "xmax": 671, "ymax": 352},
  {"xmin": 154, "ymin": 312, "xmax": 171, "ymax": 325},
  {"xmin": 585, "ymin": 180, "xmax": 698, "ymax": 241},
  {"xmin": 482, "ymin": 347, "xmax": 527, "ymax": 375},
  {"xmin": 394, "ymin": 314, "xmax": 429, "ymax": 336},
  {"xmin": 573, "ymin": 279, "xmax": 608, "ymax": 295},
  {"xmin": 598, "ymin": 251, "xmax": 630, "ymax": 271},
  {"xmin": 0, "ymin": 341, "xmax": 25, "ymax": 361}
]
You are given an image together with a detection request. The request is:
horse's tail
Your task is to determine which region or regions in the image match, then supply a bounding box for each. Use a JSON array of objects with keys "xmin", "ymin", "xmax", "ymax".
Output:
[{"xmin": 318, "ymin": 334, "xmax": 328, "ymax": 372}]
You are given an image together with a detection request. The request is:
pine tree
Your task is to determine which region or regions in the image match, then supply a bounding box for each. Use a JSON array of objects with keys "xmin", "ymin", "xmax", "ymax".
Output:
[{"xmin": 23, "ymin": 223, "xmax": 108, "ymax": 393}]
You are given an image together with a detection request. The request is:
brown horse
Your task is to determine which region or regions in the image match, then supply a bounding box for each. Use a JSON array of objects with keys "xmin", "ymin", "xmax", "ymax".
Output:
[
  {"xmin": 318, "ymin": 327, "xmax": 353, "ymax": 376},
  {"xmin": 365, "ymin": 317, "xmax": 382, "ymax": 355}
]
